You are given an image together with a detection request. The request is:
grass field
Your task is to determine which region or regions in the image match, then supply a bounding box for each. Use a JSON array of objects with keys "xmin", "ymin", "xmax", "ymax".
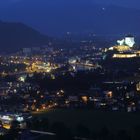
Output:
[{"xmin": 32, "ymin": 109, "xmax": 140, "ymax": 132}]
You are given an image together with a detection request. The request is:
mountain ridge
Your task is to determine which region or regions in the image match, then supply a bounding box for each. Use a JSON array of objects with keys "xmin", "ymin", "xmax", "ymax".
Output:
[{"xmin": 0, "ymin": 20, "xmax": 50, "ymax": 52}]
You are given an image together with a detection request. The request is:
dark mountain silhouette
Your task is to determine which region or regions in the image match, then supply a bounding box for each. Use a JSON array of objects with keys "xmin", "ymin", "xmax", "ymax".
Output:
[{"xmin": 0, "ymin": 21, "xmax": 50, "ymax": 52}]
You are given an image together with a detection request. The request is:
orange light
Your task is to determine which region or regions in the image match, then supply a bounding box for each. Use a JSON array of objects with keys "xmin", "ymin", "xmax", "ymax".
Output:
[
  {"xmin": 3, "ymin": 124, "xmax": 11, "ymax": 130},
  {"xmin": 40, "ymin": 95, "xmax": 44, "ymax": 98},
  {"xmin": 107, "ymin": 91, "xmax": 113, "ymax": 98},
  {"xmin": 43, "ymin": 106, "xmax": 46, "ymax": 109},
  {"xmin": 82, "ymin": 96, "xmax": 88, "ymax": 103}
]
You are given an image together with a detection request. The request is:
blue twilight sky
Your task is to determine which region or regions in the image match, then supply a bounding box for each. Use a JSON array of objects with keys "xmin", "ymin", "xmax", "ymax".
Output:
[
  {"xmin": 0, "ymin": 0, "xmax": 139, "ymax": 8},
  {"xmin": 96, "ymin": 0, "xmax": 140, "ymax": 9},
  {"xmin": 0, "ymin": 0, "xmax": 140, "ymax": 36}
]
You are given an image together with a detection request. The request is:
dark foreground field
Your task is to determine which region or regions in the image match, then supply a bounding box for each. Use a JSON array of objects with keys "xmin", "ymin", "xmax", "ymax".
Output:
[{"xmin": 32, "ymin": 109, "xmax": 140, "ymax": 132}]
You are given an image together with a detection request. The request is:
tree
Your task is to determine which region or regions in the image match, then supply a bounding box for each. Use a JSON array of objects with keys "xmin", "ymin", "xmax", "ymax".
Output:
[
  {"xmin": 51, "ymin": 122, "xmax": 73, "ymax": 140},
  {"xmin": 6, "ymin": 120, "xmax": 20, "ymax": 140},
  {"xmin": 76, "ymin": 124, "xmax": 90, "ymax": 138}
]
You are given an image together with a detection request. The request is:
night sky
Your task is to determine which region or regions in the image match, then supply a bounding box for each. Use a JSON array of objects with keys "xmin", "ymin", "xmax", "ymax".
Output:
[
  {"xmin": 0, "ymin": 0, "xmax": 140, "ymax": 36},
  {"xmin": 0, "ymin": 0, "xmax": 139, "ymax": 9}
]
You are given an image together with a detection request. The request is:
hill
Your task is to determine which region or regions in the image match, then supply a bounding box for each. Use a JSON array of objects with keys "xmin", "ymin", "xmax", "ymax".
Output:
[{"xmin": 0, "ymin": 21, "xmax": 50, "ymax": 52}]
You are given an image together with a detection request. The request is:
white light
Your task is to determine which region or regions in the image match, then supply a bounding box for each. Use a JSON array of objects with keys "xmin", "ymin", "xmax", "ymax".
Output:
[
  {"xmin": 1, "ymin": 115, "xmax": 12, "ymax": 121},
  {"xmin": 16, "ymin": 117, "xmax": 24, "ymax": 122},
  {"xmin": 117, "ymin": 39, "xmax": 125, "ymax": 46},
  {"xmin": 117, "ymin": 36, "xmax": 135, "ymax": 47},
  {"xmin": 125, "ymin": 37, "xmax": 135, "ymax": 47}
]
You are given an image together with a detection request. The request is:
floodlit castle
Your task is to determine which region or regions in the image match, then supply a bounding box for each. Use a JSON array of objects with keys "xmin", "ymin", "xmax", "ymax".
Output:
[
  {"xmin": 117, "ymin": 35, "xmax": 135, "ymax": 48},
  {"xmin": 104, "ymin": 35, "xmax": 140, "ymax": 59},
  {"xmin": 108, "ymin": 35, "xmax": 135, "ymax": 52}
]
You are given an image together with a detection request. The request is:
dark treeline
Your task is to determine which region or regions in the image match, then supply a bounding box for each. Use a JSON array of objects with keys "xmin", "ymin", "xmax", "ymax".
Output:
[
  {"xmin": 28, "ymin": 117, "xmax": 140, "ymax": 140},
  {"xmin": 101, "ymin": 57, "xmax": 140, "ymax": 72},
  {"xmin": 1, "ymin": 117, "xmax": 140, "ymax": 140},
  {"xmin": 26, "ymin": 69, "xmax": 131, "ymax": 92}
]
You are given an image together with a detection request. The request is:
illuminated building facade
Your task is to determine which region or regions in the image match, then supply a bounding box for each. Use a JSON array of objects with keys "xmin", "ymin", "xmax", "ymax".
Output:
[
  {"xmin": 0, "ymin": 113, "xmax": 26, "ymax": 129},
  {"xmin": 113, "ymin": 54, "xmax": 137, "ymax": 58},
  {"xmin": 117, "ymin": 35, "xmax": 135, "ymax": 48},
  {"xmin": 105, "ymin": 35, "xmax": 140, "ymax": 59}
]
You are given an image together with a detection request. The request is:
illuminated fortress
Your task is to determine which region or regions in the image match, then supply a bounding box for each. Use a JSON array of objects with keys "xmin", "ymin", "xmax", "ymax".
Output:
[{"xmin": 105, "ymin": 35, "xmax": 140, "ymax": 59}]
